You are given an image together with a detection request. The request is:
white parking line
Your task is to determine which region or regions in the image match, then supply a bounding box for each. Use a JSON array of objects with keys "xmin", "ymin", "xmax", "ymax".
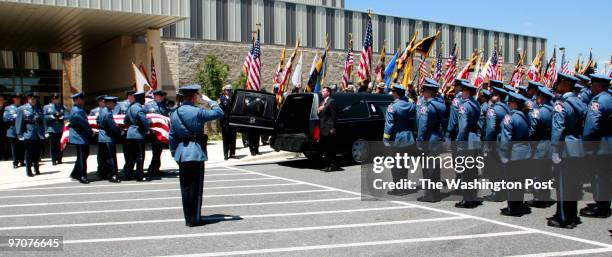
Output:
[
  {"xmin": 0, "ymin": 179, "xmax": 288, "ymax": 199},
  {"xmin": 226, "ymin": 166, "xmax": 612, "ymax": 249},
  {"xmin": 63, "ymin": 216, "xmax": 470, "ymax": 244},
  {"xmin": 155, "ymin": 231, "xmax": 534, "ymax": 257},
  {"xmin": 505, "ymin": 248, "xmax": 612, "ymax": 257},
  {"xmin": 0, "ymin": 189, "xmax": 335, "ymax": 208},
  {"xmin": 0, "ymin": 206, "xmax": 415, "ymax": 231},
  {"xmin": 0, "ymin": 197, "xmax": 361, "ymax": 218}
]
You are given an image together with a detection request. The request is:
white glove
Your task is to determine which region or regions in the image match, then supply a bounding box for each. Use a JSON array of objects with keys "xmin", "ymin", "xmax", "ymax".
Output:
[
  {"xmin": 500, "ymin": 157, "xmax": 509, "ymax": 164},
  {"xmin": 201, "ymin": 94, "xmax": 213, "ymax": 103},
  {"xmin": 552, "ymin": 153, "xmax": 562, "ymax": 164}
]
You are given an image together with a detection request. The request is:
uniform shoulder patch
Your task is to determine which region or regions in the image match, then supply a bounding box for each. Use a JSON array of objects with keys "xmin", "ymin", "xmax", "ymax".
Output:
[
  {"xmin": 554, "ymin": 102, "xmax": 564, "ymax": 113},
  {"xmin": 387, "ymin": 104, "xmax": 394, "ymax": 113},
  {"xmin": 487, "ymin": 108, "xmax": 495, "ymax": 117},
  {"xmin": 590, "ymin": 101, "xmax": 600, "ymax": 112},
  {"xmin": 419, "ymin": 105, "xmax": 428, "ymax": 114},
  {"xmin": 452, "ymin": 98, "xmax": 459, "ymax": 107},
  {"xmin": 458, "ymin": 104, "xmax": 465, "ymax": 114},
  {"xmin": 503, "ymin": 114, "xmax": 512, "ymax": 125},
  {"xmin": 531, "ymin": 108, "xmax": 540, "ymax": 119}
]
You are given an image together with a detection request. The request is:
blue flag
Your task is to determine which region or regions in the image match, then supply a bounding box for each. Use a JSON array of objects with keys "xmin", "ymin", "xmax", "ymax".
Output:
[{"xmin": 384, "ymin": 52, "xmax": 399, "ymax": 93}]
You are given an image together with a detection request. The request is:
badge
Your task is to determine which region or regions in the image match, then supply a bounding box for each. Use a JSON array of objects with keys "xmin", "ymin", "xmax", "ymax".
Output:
[
  {"xmin": 487, "ymin": 108, "xmax": 494, "ymax": 117},
  {"xmin": 590, "ymin": 102, "xmax": 600, "ymax": 112},
  {"xmin": 387, "ymin": 104, "xmax": 394, "ymax": 113},
  {"xmin": 458, "ymin": 104, "xmax": 465, "ymax": 114},
  {"xmin": 452, "ymin": 98, "xmax": 459, "ymax": 107},
  {"xmin": 419, "ymin": 106, "xmax": 427, "ymax": 114},
  {"xmin": 554, "ymin": 103, "xmax": 564, "ymax": 113},
  {"xmin": 503, "ymin": 115, "xmax": 511, "ymax": 125},
  {"xmin": 531, "ymin": 108, "xmax": 540, "ymax": 119}
]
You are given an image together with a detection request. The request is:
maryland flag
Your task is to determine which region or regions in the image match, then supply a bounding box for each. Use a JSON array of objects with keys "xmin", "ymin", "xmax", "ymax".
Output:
[
  {"xmin": 527, "ymin": 50, "xmax": 544, "ymax": 82},
  {"xmin": 572, "ymin": 55, "xmax": 582, "ymax": 75},
  {"xmin": 413, "ymin": 31, "xmax": 440, "ymax": 56},
  {"xmin": 509, "ymin": 49, "xmax": 527, "ymax": 87},
  {"xmin": 393, "ymin": 31, "xmax": 419, "ymax": 83},
  {"xmin": 374, "ymin": 44, "xmax": 386, "ymax": 84},
  {"xmin": 580, "ymin": 50, "xmax": 595, "ymax": 75},
  {"xmin": 278, "ymin": 40, "xmax": 300, "ymax": 99},
  {"xmin": 273, "ymin": 48, "xmax": 286, "ymax": 84},
  {"xmin": 457, "ymin": 51, "xmax": 481, "ymax": 80},
  {"xmin": 306, "ymin": 45, "xmax": 329, "ymax": 92}
]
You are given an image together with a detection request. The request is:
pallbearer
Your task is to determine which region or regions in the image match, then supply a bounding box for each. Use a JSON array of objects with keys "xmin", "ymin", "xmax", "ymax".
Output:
[
  {"xmin": 96, "ymin": 96, "xmax": 122, "ymax": 183},
  {"xmin": 169, "ymin": 84, "xmax": 223, "ymax": 227},
  {"xmin": 89, "ymin": 95, "xmax": 106, "ymax": 116},
  {"xmin": 144, "ymin": 90, "xmax": 170, "ymax": 176},
  {"xmin": 43, "ymin": 93, "xmax": 67, "ymax": 165},
  {"xmin": 123, "ymin": 91, "xmax": 149, "ymax": 181},
  {"xmin": 15, "ymin": 92, "xmax": 45, "ymax": 177},
  {"xmin": 69, "ymin": 92, "xmax": 93, "ymax": 184}
]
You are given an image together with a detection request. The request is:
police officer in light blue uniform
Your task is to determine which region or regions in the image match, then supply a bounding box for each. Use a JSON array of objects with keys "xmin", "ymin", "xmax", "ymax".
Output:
[
  {"xmin": 575, "ymin": 74, "xmax": 592, "ymax": 105},
  {"xmin": 44, "ymin": 93, "xmax": 67, "ymax": 165},
  {"xmin": 548, "ymin": 73, "xmax": 588, "ymax": 229},
  {"xmin": 482, "ymin": 81, "xmax": 510, "ymax": 201},
  {"xmin": 455, "ymin": 81, "xmax": 482, "ymax": 208},
  {"xmin": 89, "ymin": 95, "xmax": 106, "ymax": 116},
  {"xmin": 169, "ymin": 84, "xmax": 224, "ymax": 227},
  {"xmin": 68, "ymin": 92, "xmax": 93, "ymax": 184},
  {"xmin": 3, "ymin": 93, "xmax": 25, "ymax": 168},
  {"xmin": 144, "ymin": 90, "xmax": 169, "ymax": 176},
  {"xmin": 477, "ymin": 89, "xmax": 492, "ymax": 138},
  {"xmin": 117, "ymin": 90, "xmax": 135, "ymax": 115},
  {"xmin": 499, "ymin": 92, "xmax": 532, "ymax": 216},
  {"xmin": 444, "ymin": 79, "xmax": 466, "ymax": 141},
  {"xmin": 16, "ymin": 92, "xmax": 45, "ymax": 177},
  {"xmin": 416, "ymin": 82, "xmax": 446, "ymax": 202},
  {"xmin": 526, "ymin": 86, "xmax": 555, "ymax": 208},
  {"xmin": 97, "ymin": 96, "xmax": 122, "ymax": 183},
  {"xmin": 579, "ymin": 74, "xmax": 611, "ymax": 218},
  {"xmin": 383, "ymin": 84, "xmax": 416, "ymax": 196},
  {"xmin": 123, "ymin": 91, "xmax": 150, "ymax": 181}
]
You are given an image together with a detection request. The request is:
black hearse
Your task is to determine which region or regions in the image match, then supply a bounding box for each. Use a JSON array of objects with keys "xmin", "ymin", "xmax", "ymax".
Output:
[{"xmin": 227, "ymin": 89, "xmax": 393, "ymax": 163}]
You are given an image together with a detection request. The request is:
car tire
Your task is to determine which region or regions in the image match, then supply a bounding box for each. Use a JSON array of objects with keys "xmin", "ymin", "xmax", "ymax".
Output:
[
  {"xmin": 303, "ymin": 151, "xmax": 322, "ymax": 162},
  {"xmin": 351, "ymin": 139, "xmax": 368, "ymax": 164}
]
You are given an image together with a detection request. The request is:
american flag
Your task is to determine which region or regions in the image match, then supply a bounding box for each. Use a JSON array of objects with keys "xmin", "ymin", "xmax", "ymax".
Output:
[
  {"xmin": 247, "ymin": 30, "xmax": 262, "ymax": 91},
  {"xmin": 495, "ymin": 51, "xmax": 504, "ymax": 81},
  {"xmin": 487, "ymin": 49, "xmax": 499, "ymax": 80},
  {"xmin": 242, "ymin": 35, "xmax": 255, "ymax": 88},
  {"xmin": 357, "ymin": 15, "xmax": 373, "ymax": 83},
  {"xmin": 341, "ymin": 44, "xmax": 354, "ymax": 90},
  {"xmin": 418, "ymin": 56, "xmax": 428, "ymax": 87},
  {"xmin": 441, "ymin": 44, "xmax": 458, "ymax": 93},
  {"xmin": 432, "ymin": 50, "xmax": 443, "ymax": 81},
  {"xmin": 560, "ymin": 49, "xmax": 571, "ymax": 74},
  {"xmin": 150, "ymin": 52, "xmax": 158, "ymax": 90},
  {"xmin": 543, "ymin": 48, "xmax": 557, "ymax": 87}
]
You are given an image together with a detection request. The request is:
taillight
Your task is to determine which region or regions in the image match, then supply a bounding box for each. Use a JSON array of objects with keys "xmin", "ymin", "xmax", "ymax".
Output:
[{"xmin": 313, "ymin": 124, "xmax": 321, "ymax": 142}]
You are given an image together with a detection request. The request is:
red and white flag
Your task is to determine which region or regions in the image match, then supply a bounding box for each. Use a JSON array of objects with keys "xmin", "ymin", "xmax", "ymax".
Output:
[{"xmin": 247, "ymin": 30, "xmax": 262, "ymax": 91}]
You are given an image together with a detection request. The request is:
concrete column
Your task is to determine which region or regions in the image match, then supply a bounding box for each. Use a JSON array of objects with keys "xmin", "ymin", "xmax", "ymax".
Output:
[
  {"xmin": 442, "ymin": 24, "xmax": 449, "ymax": 56},
  {"xmin": 454, "ymin": 27, "xmax": 461, "ymax": 59},
  {"xmin": 147, "ymin": 29, "xmax": 162, "ymax": 90},
  {"xmin": 400, "ymin": 19, "xmax": 409, "ymax": 49},
  {"xmin": 508, "ymin": 35, "xmax": 515, "ymax": 63},
  {"xmin": 371, "ymin": 15, "xmax": 378, "ymax": 52}
]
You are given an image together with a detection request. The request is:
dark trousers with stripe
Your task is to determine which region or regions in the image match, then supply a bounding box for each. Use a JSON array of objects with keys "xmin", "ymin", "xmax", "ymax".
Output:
[
  {"xmin": 48, "ymin": 133, "xmax": 63, "ymax": 163},
  {"xmin": 24, "ymin": 139, "xmax": 42, "ymax": 175},
  {"xmin": 98, "ymin": 142, "xmax": 119, "ymax": 178},
  {"xmin": 179, "ymin": 161, "xmax": 205, "ymax": 224},
  {"xmin": 553, "ymin": 158, "xmax": 581, "ymax": 222},
  {"xmin": 123, "ymin": 140, "xmax": 145, "ymax": 179},
  {"xmin": 70, "ymin": 144, "xmax": 89, "ymax": 179},
  {"xmin": 148, "ymin": 141, "xmax": 164, "ymax": 173},
  {"xmin": 9, "ymin": 137, "xmax": 24, "ymax": 167}
]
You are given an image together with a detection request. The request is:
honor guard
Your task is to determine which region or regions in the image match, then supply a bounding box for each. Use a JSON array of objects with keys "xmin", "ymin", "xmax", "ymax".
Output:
[
  {"xmin": 548, "ymin": 73, "xmax": 588, "ymax": 228},
  {"xmin": 118, "ymin": 90, "xmax": 135, "ymax": 115},
  {"xmin": 455, "ymin": 81, "xmax": 482, "ymax": 208},
  {"xmin": 416, "ymin": 82, "xmax": 446, "ymax": 202},
  {"xmin": 526, "ymin": 86, "xmax": 555, "ymax": 208},
  {"xmin": 169, "ymin": 84, "xmax": 224, "ymax": 227},
  {"xmin": 579, "ymin": 74, "xmax": 611, "ymax": 218},
  {"xmin": 220, "ymin": 85, "xmax": 236, "ymax": 160},
  {"xmin": 477, "ymin": 89, "xmax": 492, "ymax": 138},
  {"xmin": 482, "ymin": 81, "xmax": 510, "ymax": 201},
  {"xmin": 383, "ymin": 84, "xmax": 416, "ymax": 195},
  {"xmin": 444, "ymin": 79, "xmax": 466, "ymax": 141},
  {"xmin": 44, "ymin": 93, "xmax": 67, "ymax": 165},
  {"xmin": 144, "ymin": 90, "xmax": 170, "ymax": 176},
  {"xmin": 575, "ymin": 74, "xmax": 593, "ymax": 105},
  {"xmin": 97, "ymin": 96, "xmax": 122, "ymax": 183},
  {"xmin": 499, "ymin": 92, "xmax": 532, "ymax": 216},
  {"xmin": 89, "ymin": 95, "xmax": 106, "ymax": 116},
  {"xmin": 3, "ymin": 93, "xmax": 25, "ymax": 168},
  {"xmin": 69, "ymin": 92, "xmax": 93, "ymax": 184},
  {"xmin": 123, "ymin": 91, "xmax": 150, "ymax": 181},
  {"xmin": 15, "ymin": 92, "xmax": 45, "ymax": 177}
]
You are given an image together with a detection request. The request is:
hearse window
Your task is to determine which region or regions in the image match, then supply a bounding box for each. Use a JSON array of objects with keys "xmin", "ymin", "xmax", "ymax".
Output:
[
  {"xmin": 370, "ymin": 102, "xmax": 391, "ymax": 117},
  {"xmin": 338, "ymin": 101, "xmax": 369, "ymax": 119}
]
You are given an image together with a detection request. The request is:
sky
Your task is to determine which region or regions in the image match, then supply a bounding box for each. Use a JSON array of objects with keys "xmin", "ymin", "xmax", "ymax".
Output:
[{"xmin": 346, "ymin": 0, "xmax": 611, "ymax": 71}]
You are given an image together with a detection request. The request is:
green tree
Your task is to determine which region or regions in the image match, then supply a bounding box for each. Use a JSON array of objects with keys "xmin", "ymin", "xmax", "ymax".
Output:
[
  {"xmin": 232, "ymin": 72, "xmax": 248, "ymax": 89},
  {"xmin": 195, "ymin": 55, "xmax": 229, "ymax": 100}
]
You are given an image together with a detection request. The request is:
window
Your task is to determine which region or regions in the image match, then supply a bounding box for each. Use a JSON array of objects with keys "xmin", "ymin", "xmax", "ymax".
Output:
[
  {"xmin": 344, "ymin": 10, "xmax": 353, "ymax": 49},
  {"xmin": 338, "ymin": 101, "xmax": 370, "ymax": 120}
]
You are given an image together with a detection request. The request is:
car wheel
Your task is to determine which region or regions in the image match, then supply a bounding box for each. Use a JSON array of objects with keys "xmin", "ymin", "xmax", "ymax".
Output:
[
  {"xmin": 351, "ymin": 139, "xmax": 367, "ymax": 164},
  {"xmin": 303, "ymin": 151, "xmax": 322, "ymax": 162}
]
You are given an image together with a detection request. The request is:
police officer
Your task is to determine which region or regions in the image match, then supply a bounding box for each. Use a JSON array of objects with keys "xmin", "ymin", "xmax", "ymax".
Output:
[
  {"xmin": 499, "ymin": 92, "xmax": 532, "ymax": 216},
  {"xmin": 0, "ymin": 95, "xmax": 7, "ymax": 161},
  {"xmin": 548, "ymin": 73, "xmax": 588, "ymax": 228},
  {"xmin": 455, "ymin": 81, "xmax": 482, "ymax": 208},
  {"xmin": 219, "ymin": 85, "xmax": 236, "ymax": 160},
  {"xmin": 384, "ymin": 84, "xmax": 416, "ymax": 196},
  {"xmin": 477, "ymin": 89, "xmax": 492, "ymax": 138},
  {"xmin": 68, "ymin": 92, "xmax": 93, "ymax": 184},
  {"xmin": 579, "ymin": 74, "xmax": 611, "ymax": 218},
  {"xmin": 15, "ymin": 92, "xmax": 45, "ymax": 177},
  {"xmin": 444, "ymin": 79, "xmax": 466, "ymax": 141},
  {"xmin": 416, "ymin": 82, "xmax": 446, "ymax": 202},
  {"xmin": 526, "ymin": 85, "xmax": 555, "ymax": 208},
  {"xmin": 43, "ymin": 93, "xmax": 67, "ymax": 165},
  {"xmin": 97, "ymin": 96, "xmax": 122, "ymax": 183},
  {"xmin": 144, "ymin": 90, "xmax": 170, "ymax": 176},
  {"xmin": 89, "ymin": 95, "xmax": 106, "ymax": 116},
  {"xmin": 482, "ymin": 81, "xmax": 510, "ymax": 201},
  {"xmin": 575, "ymin": 74, "xmax": 592, "ymax": 105},
  {"xmin": 123, "ymin": 91, "xmax": 150, "ymax": 181},
  {"xmin": 169, "ymin": 84, "xmax": 223, "ymax": 227},
  {"xmin": 3, "ymin": 93, "xmax": 25, "ymax": 168},
  {"xmin": 118, "ymin": 90, "xmax": 135, "ymax": 115}
]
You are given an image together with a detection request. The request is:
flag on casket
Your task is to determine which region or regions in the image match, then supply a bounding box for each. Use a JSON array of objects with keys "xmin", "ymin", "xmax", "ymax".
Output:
[{"xmin": 60, "ymin": 114, "xmax": 170, "ymax": 151}]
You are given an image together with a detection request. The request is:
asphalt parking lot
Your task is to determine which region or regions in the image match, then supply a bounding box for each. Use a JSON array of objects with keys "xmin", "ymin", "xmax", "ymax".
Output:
[{"xmin": 0, "ymin": 159, "xmax": 611, "ymax": 256}]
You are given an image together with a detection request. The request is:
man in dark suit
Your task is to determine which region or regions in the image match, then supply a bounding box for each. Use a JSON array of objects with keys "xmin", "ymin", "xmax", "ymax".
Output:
[{"xmin": 318, "ymin": 86, "xmax": 340, "ymax": 172}]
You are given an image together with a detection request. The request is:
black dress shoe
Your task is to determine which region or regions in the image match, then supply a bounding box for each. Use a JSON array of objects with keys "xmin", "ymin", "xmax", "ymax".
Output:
[
  {"xmin": 455, "ymin": 200, "xmax": 482, "ymax": 209},
  {"xmin": 185, "ymin": 221, "xmax": 206, "ymax": 227},
  {"xmin": 525, "ymin": 200, "xmax": 555, "ymax": 208},
  {"xmin": 57, "ymin": 160, "xmax": 62, "ymax": 164},
  {"xmin": 109, "ymin": 175, "xmax": 121, "ymax": 183},
  {"xmin": 320, "ymin": 167, "xmax": 330, "ymax": 172},
  {"xmin": 580, "ymin": 206, "xmax": 612, "ymax": 218},
  {"xmin": 79, "ymin": 177, "xmax": 90, "ymax": 184},
  {"xmin": 26, "ymin": 172, "xmax": 34, "ymax": 177},
  {"xmin": 500, "ymin": 206, "xmax": 531, "ymax": 217},
  {"xmin": 136, "ymin": 177, "xmax": 147, "ymax": 182},
  {"xmin": 52, "ymin": 161, "xmax": 57, "ymax": 166},
  {"xmin": 546, "ymin": 217, "xmax": 576, "ymax": 229},
  {"xmin": 417, "ymin": 195, "xmax": 441, "ymax": 203}
]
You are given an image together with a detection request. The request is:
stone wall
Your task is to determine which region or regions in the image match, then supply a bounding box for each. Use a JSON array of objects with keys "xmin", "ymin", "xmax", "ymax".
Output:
[{"xmin": 161, "ymin": 38, "xmax": 518, "ymax": 94}]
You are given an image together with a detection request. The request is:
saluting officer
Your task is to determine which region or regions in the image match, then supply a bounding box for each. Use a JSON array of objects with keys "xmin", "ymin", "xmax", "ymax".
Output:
[
  {"xmin": 575, "ymin": 74, "xmax": 592, "ymax": 105},
  {"xmin": 416, "ymin": 82, "xmax": 446, "ymax": 202},
  {"xmin": 579, "ymin": 74, "xmax": 611, "ymax": 218},
  {"xmin": 15, "ymin": 92, "xmax": 45, "ymax": 177},
  {"xmin": 498, "ymin": 92, "xmax": 532, "ymax": 216},
  {"xmin": 548, "ymin": 73, "xmax": 588, "ymax": 229},
  {"xmin": 97, "ymin": 96, "xmax": 122, "ymax": 183},
  {"xmin": 482, "ymin": 81, "xmax": 510, "ymax": 201},
  {"xmin": 123, "ymin": 91, "xmax": 150, "ymax": 181},
  {"xmin": 220, "ymin": 85, "xmax": 236, "ymax": 160},
  {"xmin": 3, "ymin": 93, "xmax": 25, "ymax": 168},
  {"xmin": 526, "ymin": 85, "xmax": 555, "ymax": 208},
  {"xmin": 68, "ymin": 92, "xmax": 93, "ymax": 184},
  {"xmin": 384, "ymin": 84, "xmax": 416, "ymax": 196},
  {"xmin": 144, "ymin": 90, "xmax": 170, "ymax": 176},
  {"xmin": 455, "ymin": 81, "xmax": 482, "ymax": 208},
  {"xmin": 89, "ymin": 95, "xmax": 106, "ymax": 116},
  {"xmin": 43, "ymin": 93, "xmax": 67, "ymax": 165},
  {"xmin": 169, "ymin": 84, "xmax": 224, "ymax": 227}
]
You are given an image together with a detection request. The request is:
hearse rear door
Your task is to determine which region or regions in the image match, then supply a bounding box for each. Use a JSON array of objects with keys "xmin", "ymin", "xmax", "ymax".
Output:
[{"xmin": 227, "ymin": 89, "xmax": 278, "ymax": 134}]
